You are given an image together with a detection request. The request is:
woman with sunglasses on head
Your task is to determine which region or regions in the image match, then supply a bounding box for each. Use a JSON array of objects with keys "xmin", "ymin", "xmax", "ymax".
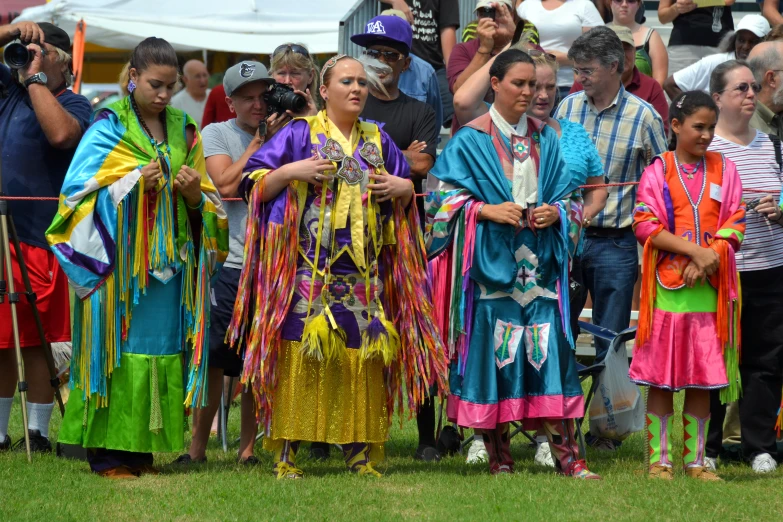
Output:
[
  {"xmin": 428, "ymin": 49, "xmax": 600, "ymax": 479},
  {"xmin": 704, "ymin": 60, "xmax": 783, "ymax": 475},
  {"xmin": 270, "ymin": 42, "xmax": 319, "ymax": 114},
  {"xmin": 47, "ymin": 37, "xmax": 228, "ymax": 479},
  {"xmin": 229, "ymin": 55, "xmax": 448, "ymax": 479},
  {"xmin": 609, "ymin": 0, "xmax": 667, "ymax": 86}
]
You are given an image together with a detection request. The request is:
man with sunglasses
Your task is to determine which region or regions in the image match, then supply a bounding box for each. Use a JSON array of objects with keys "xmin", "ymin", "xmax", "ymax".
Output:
[
  {"xmin": 351, "ymin": 15, "xmax": 442, "ymax": 462},
  {"xmin": 0, "ymin": 21, "xmax": 91, "ymax": 453},
  {"xmin": 569, "ymin": 25, "xmax": 669, "ymax": 134},
  {"xmin": 556, "ymin": 27, "xmax": 666, "ymax": 452}
]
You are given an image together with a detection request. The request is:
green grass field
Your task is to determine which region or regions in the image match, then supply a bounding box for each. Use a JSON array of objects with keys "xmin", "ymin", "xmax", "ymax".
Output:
[{"xmin": 1, "ymin": 390, "xmax": 781, "ymax": 522}]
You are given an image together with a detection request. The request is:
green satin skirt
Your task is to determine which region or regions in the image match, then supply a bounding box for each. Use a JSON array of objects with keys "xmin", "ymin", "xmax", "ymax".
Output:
[{"xmin": 59, "ymin": 352, "xmax": 185, "ymax": 453}]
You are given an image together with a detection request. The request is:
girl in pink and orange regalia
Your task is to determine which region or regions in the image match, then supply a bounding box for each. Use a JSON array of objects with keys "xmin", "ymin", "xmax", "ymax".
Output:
[{"xmin": 630, "ymin": 91, "xmax": 746, "ymax": 481}]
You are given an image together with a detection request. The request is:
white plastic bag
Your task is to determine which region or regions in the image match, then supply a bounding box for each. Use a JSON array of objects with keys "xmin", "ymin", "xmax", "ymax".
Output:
[{"xmin": 588, "ymin": 341, "xmax": 645, "ymax": 441}]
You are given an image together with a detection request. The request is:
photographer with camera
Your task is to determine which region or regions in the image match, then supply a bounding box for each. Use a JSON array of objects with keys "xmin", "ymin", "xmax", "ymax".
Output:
[
  {"xmin": 174, "ymin": 60, "xmax": 304, "ymax": 467},
  {"xmin": 0, "ymin": 21, "xmax": 91, "ymax": 452},
  {"xmin": 269, "ymin": 43, "xmax": 319, "ymax": 118}
]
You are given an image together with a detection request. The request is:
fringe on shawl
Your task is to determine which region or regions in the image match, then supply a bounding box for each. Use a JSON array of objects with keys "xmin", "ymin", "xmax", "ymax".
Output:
[
  {"xmin": 715, "ymin": 240, "xmax": 742, "ymax": 404},
  {"xmin": 226, "ymin": 179, "xmax": 300, "ymax": 427},
  {"xmin": 636, "ymin": 236, "xmax": 659, "ymax": 348},
  {"xmin": 382, "ymin": 199, "xmax": 450, "ymax": 422}
]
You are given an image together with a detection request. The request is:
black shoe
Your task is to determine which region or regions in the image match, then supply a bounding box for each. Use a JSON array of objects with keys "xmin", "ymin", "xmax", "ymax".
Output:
[
  {"xmin": 309, "ymin": 442, "xmax": 330, "ymax": 461},
  {"xmin": 172, "ymin": 453, "xmax": 206, "ymax": 465},
  {"xmin": 436, "ymin": 425, "xmax": 462, "ymax": 456},
  {"xmin": 415, "ymin": 445, "xmax": 442, "ymax": 462},
  {"xmin": 13, "ymin": 430, "xmax": 52, "ymax": 453},
  {"xmin": 0, "ymin": 435, "xmax": 10, "ymax": 451},
  {"xmin": 238, "ymin": 455, "xmax": 260, "ymax": 466}
]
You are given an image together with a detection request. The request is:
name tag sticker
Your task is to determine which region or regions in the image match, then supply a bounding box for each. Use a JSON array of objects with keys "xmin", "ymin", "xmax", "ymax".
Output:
[{"xmin": 710, "ymin": 183, "xmax": 722, "ymax": 202}]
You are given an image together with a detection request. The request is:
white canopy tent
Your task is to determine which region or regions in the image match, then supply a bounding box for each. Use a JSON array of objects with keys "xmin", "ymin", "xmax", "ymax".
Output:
[{"xmin": 15, "ymin": 0, "xmax": 360, "ymax": 53}]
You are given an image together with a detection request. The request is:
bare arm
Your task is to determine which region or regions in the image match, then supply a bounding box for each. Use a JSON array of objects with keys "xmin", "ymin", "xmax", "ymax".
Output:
[
  {"xmin": 441, "ymin": 27, "xmax": 457, "ymax": 67},
  {"xmin": 663, "ymin": 75, "xmax": 683, "ymax": 101},
  {"xmin": 452, "ymin": 18, "xmax": 497, "ymax": 93},
  {"xmin": 582, "ymin": 178, "xmax": 608, "ymax": 222},
  {"xmin": 762, "ymin": 0, "xmax": 783, "ymax": 26},
  {"xmin": 26, "ymin": 81, "xmax": 83, "ymax": 149},
  {"xmin": 404, "ymin": 151, "xmax": 435, "ymax": 179},
  {"xmin": 452, "ymin": 54, "xmax": 494, "ymax": 125},
  {"xmin": 648, "ymin": 30, "xmax": 669, "ymax": 88}
]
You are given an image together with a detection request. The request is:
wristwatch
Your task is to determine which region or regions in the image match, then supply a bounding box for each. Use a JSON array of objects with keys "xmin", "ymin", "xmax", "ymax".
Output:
[{"xmin": 23, "ymin": 72, "xmax": 48, "ymax": 88}]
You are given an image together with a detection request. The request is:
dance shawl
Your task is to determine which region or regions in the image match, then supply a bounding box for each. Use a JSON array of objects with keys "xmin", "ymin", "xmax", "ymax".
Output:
[
  {"xmin": 634, "ymin": 151, "xmax": 745, "ymax": 403},
  {"xmin": 425, "ymin": 112, "xmax": 582, "ymax": 374},
  {"xmin": 226, "ymin": 112, "xmax": 448, "ymax": 425},
  {"xmin": 46, "ymin": 97, "xmax": 228, "ymax": 408}
]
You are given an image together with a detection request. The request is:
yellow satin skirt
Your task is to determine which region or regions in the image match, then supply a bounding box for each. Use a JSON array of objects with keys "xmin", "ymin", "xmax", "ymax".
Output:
[{"xmin": 263, "ymin": 340, "xmax": 389, "ymax": 448}]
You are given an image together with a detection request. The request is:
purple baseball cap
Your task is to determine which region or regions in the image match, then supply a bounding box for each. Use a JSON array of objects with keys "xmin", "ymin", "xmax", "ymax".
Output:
[{"xmin": 350, "ymin": 15, "xmax": 413, "ymax": 55}]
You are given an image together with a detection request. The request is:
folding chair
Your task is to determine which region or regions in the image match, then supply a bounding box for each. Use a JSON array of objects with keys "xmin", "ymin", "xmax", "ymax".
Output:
[{"xmin": 574, "ymin": 321, "xmax": 637, "ymax": 457}]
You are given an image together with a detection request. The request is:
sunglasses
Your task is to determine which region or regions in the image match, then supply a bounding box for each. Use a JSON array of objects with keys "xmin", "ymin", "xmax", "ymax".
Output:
[
  {"xmin": 718, "ymin": 81, "xmax": 762, "ymax": 95},
  {"xmin": 272, "ymin": 44, "xmax": 311, "ymax": 59},
  {"xmin": 527, "ymin": 49, "xmax": 557, "ymax": 63},
  {"xmin": 363, "ymin": 48, "xmax": 404, "ymax": 64}
]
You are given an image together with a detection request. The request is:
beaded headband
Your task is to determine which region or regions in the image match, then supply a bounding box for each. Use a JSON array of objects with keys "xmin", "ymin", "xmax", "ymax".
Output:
[{"xmin": 320, "ymin": 54, "xmax": 349, "ymax": 86}]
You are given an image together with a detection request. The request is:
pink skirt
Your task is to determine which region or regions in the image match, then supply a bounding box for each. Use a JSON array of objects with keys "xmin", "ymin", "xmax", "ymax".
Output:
[{"xmin": 629, "ymin": 309, "xmax": 728, "ymax": 391}]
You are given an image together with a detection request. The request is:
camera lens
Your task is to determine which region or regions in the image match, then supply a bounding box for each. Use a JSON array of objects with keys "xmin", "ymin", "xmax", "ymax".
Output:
[
  {"xmin": 280, "ymin": 91, "xmax": 307, "ymax": 113},
  {"xmin": 3, "ymin": 41, "xmax": 33, "ymax": 69}
]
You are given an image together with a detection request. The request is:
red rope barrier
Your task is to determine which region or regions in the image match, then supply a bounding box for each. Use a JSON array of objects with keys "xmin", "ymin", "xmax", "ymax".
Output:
[{"xmin": 0, "ymin": 182, "xmax": 777, "ymax": 202}]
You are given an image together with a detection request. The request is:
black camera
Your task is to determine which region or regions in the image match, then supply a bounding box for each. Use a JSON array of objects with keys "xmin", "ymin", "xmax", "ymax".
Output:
[
  {"xmin": 263, "ymin": 83, "xmax": 306, "ymax": 115},
  {"xmin": 476, "ymin": 6, "xmax": 496, "ymax": 19},
  {"xmin": 3, "ymin": 41, "xmax": 34, "ymax": 69}
]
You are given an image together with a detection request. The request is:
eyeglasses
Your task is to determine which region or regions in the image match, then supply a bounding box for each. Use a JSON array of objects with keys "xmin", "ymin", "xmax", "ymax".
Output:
[
  {"xmin": 272, "ymin": 44, "xmax": 311, "ymax": 59},
  {"xmin": 718, "ymin": 81, "xmax": 762, "ymax": 95},
  {"xmin": 362, "ymin": 48, "xmax": 404, "ymax": 64},
  {"xmin": 573, "ymin": 67, "xmax": 598, "ymax": 78},
  {"xmin": 612, "ymin": 0, "xmax": 639, "ymax": 4},
  {"xmin": 527, "ymin": 49, "xmax": 557, "ymax": 63}
]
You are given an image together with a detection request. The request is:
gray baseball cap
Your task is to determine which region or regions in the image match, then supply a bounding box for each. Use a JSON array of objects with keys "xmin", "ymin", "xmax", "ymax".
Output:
[{"xmin": 223, "ymin": 61, "xmax": 275, "ymax": 96}]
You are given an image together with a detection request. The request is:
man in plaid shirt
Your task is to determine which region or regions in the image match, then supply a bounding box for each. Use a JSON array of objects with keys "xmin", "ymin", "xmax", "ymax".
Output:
[{"xmin": 556, "ymin": 26, "xmax": 667, "ymax": 448}]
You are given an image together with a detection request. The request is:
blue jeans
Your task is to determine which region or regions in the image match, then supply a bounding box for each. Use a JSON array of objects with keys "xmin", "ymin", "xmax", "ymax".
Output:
[{"xmin": 569, "ymin": 229, "xmax": 638, "ymax": 361}]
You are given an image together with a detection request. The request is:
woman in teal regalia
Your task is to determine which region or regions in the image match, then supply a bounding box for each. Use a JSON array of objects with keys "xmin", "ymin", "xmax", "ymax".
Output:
[{"xmin": 426, "ymin": 49, "xmax": 599, "ymax": 479}]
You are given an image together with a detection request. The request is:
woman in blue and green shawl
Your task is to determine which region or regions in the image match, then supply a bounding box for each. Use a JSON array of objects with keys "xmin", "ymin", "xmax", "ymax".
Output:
[
  {"xmin": 46, "ymin": 38, "xmax": 228, "ymax": 478},
  {"xmin": 426, "ymin": 49, "xmax": 599, "ymax": 479}
]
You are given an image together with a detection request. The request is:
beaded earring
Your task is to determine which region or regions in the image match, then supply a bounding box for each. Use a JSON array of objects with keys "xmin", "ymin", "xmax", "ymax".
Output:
[{"xmin": 128, "ymin": 79, "xmax": 136, "ymax": 93}]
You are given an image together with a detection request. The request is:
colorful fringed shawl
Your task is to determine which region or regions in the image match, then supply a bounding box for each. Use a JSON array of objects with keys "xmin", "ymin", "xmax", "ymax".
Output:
[
  {"xmin": 227, "ymin": 112, "xmax": 448, "ymax": 427},
  {"xmin": 46, "ymin": 97, "xmax": 228, "ymax": 408},
  {"xmin": 425, "ymin": 112, "xmax": 582, "ymax": 373},
  {"xmin": 633, "ymin": 151, "xmax": 745, "ymax": 403}
]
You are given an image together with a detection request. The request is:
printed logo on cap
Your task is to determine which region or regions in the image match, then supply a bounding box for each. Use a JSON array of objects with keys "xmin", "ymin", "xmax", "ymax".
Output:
[
  {"xmin": 367, "ymin": 21, "xmax": 386, "ymax": 35},
  {"xmin": 240, "ymin": 63, "xmax": 256, "ymax": 78}
]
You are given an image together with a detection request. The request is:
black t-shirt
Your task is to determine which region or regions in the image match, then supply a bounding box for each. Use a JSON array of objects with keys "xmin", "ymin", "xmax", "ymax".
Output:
[
  {"xmin": 669, "ymin": 6, "xmax": 733, "ymax": 48},
  {"xmin": 406, "ymin": 0, "xmax": 460, "ymax": 70},
  {"xmin": 361, "ymin": 91, "xmax": 438, "ymax": 226},
  {"xmin": 0, "ymin": 64, "xmax": 92, "ymax": 248}
]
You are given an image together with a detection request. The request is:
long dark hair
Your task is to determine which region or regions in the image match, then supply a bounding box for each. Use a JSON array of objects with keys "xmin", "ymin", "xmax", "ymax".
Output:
[
  {"xmin": 668, "ymin": 91, "xmax": 719, "ymax": 151},
  {"xmin": 489, "ymin": 49, "xmax": 535, "ymax": 82}
]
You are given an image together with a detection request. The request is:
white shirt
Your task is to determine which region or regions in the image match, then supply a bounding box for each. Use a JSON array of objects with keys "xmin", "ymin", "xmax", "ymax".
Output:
[
  {"xmin": 672, "ymin": 52, "xmax": 734, "ymax": 93},
  {"xmin": 517, "ymin": 0, "xmax": 604, "ymax": 87},
  {"xmin": 170, "ymin": 88, "xmax": 211, "ymax": 128}
]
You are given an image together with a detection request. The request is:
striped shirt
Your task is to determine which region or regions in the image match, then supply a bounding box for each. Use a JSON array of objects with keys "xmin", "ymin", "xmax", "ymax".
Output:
[
  {"xmin": 709, "ymin": 131, "xmax": 783, "ymax": 272},
  {"xmin": 555, "ymin": 86, "xmax": 667, "ymax": 229}
]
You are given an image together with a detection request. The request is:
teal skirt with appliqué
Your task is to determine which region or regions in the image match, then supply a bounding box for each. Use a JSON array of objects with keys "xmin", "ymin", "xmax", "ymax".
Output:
[{"xmin": 447, "ymin": 230, "xmax": 584, "ymax": 430}]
